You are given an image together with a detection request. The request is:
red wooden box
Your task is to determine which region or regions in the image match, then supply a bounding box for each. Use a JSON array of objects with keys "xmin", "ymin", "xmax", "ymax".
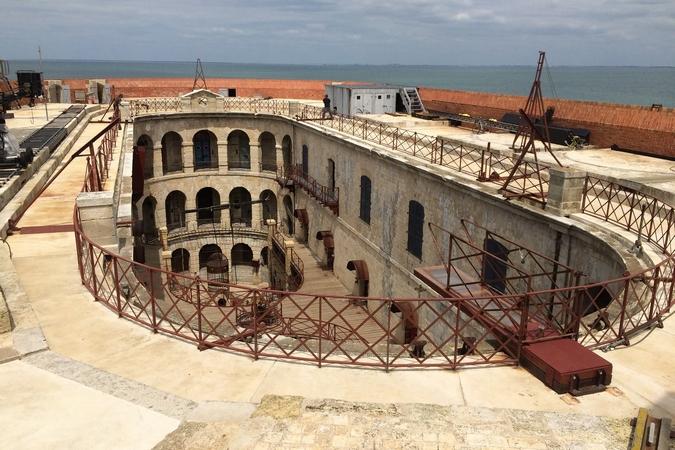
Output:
[{"xmin": 521, "ymin": 339, "xmax": 612, "ymax": 396}]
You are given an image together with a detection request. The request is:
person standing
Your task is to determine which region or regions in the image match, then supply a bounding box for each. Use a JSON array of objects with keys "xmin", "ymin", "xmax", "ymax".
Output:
[{"xmin": 321, "ymin": 94, "xmax": 333, "ymax": 119}]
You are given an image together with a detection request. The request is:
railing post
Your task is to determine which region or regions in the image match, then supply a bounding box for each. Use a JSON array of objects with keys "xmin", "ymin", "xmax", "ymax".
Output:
[
  {"xmin": 580, "ymin": 175, "xmax": 590, "ymax": 211},
  {"xmin": 253, "ymin": 290, "xmax": 259, "ymax": 360},
  {"xmin": 618, "ymin": 277, "xmax": 630, "ymax": 341},
  {"xmin": 458, "ymin": 145, "xmax": 464, "ymax": 172},
  {"xmin": 453, "ymin": 300, "xmax": 459, "ymax": 369},
  {"xmin": 196, "ymin": 280, "xmax": 203, "ymax": 346},
  {"xmin": 438, "ymin": 138, "xmax": 445, "ymax": 166},
  {"xmin": 648, "ymin": 266, "xmax": 661, "ymax": 321},
  {"xmin": 663, "ymin": 208, "xmax": 673, "ymax": 253},
  {"xmin": 318, "ymin": 296, "xmax": 322, "ymax": 368},
  {"xmin": 386, "ymin": 300, "xmax": 391, "ymax": 372},
  {"xmin": 88, "ymin": 243, "xmax": 98, "ymax": 300},
  {"xmin": 413, "ymin": 132, "xmax": 417, "ymax": 156},
  {"xmin": 605, "ymin": 181, "xmax": 614, "ymax": 221},
  {"xmin": 113, "ymin": 257, "xmax": 122, "ymax": 317},
  {"xmin": 150, "ymin": 269, "xmax": 158, "ymax": 332}
]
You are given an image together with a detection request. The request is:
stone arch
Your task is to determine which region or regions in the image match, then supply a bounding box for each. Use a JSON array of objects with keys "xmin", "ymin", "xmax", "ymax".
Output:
[
  {"xmin": 282, "ymin": 135, "xmax": 292, "ymax": 169},
  {"xmin": 193, "ymin": 130, "xmax": 218, "ymax": 170},
  {"xmin": 171, "ymin": 248, "xmax": 190, "ymax": 273},
  {"xmin": 137, "ymin": 135, "xmax": 154, "ymax": 179},
  {"xmin": 229, "ymin": 187, "xmax": 252, "ymax": 226},
  {"xmin": 260, "ymin": 190, "xmax": 277, "ymax": 224},
  {"xmin": 227, "ymin": 130, "xmax": 250, "ymax": 170},
  {"xmin": 196, "ymin": 187, "xmax": 221, "ymax": 225},
  {"xmin": 260, "ymin": 246, "xmax": 269, "ymax": 266},
  {"xmin": 141, "ymin": 196, "xmax": 157, "ymax": 239},
  {"xmin": 282, "ymin": 194, "xmax": 294, "ymax": 234},
  {"xmin": 231, "ymin": 243, "xmax": 253, "ymax": 266},
  {"xmin": 161, "ymin": 131, "xmax": 183, "ymax": 174},
  {"xmin": 259, "ymin": 131, "xmax": 277, "ymax": 172},
  {"xmin": 199, "ymin": 244, "xmax": 223, "ymax": 269},
  {"xmin": 347, "ymin": 260, "xmax": 369, "ymax": 297},
  {"xmin": 165, "ymin": 190, "xmax": 186, "ymax": 231}
]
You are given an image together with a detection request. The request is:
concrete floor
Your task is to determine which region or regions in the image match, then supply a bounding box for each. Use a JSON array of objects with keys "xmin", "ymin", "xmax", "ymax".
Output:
[{"xmin": 1, "ymin": 115, "xmax": 674, "ymax": 449}]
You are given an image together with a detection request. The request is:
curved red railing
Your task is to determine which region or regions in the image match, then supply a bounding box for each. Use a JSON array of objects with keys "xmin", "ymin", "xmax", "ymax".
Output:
[{"xmin": 72, "ymin": 104, "xmax": 675, "ymax": 369}]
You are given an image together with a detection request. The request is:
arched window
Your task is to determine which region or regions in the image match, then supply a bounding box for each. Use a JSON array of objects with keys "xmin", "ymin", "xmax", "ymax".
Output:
[
  {"xmin": 171, "ymin": 249, "xmax": 190, "ymax": 272},
  {"xmin": 193, "ymin": 130, "xmax": 218, "ymax": 170},
  {"xmin": 227, "ymin": 130, "xmax": 250, "ymax": 170},
  {"xmin": 282, "ymin": 135, "xmax": 292, "ymax": 169},
  {"xmin": 165, "ymin": 191, "xmax": 186, "ymax": 231},
  {"xmin": 229, "ymin": 187, "xmax": 252, "ymax": 226},
  {"xmin": 232, "ymin": 243, "xmax": 253, "ymax": 266},
  {"xmin": 196, "ymin": 187, "xmax": 221, "ymax": 225},
  {"xmin": 260, "ymin": 190, "xmax": 277, "ymax": 224},
  {"xmin": 161, "ymin": 132, "xmax": 183, "ymax": 174},
  {"xmin": 259, "ymin": 132, "xmax": 277, "ymax": 172},
  {"xmin": 199, "ymin": 244, "xmax": 223, "ymax": 269},
  {"xmin": 137, "ymin": 135, "xmax": 153, "ymax": 179},
  {"xmin": 407, "ymin": 200, "xmax": 424, "ymax": 258},
  {"xmin": 359, "ymin": 175, "xmax": 371, "ymax": 224}
]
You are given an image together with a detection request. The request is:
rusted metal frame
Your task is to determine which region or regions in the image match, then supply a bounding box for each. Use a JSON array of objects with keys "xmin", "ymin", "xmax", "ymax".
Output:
[{"xmin": 392, "ymin": 300, "xmax": 457, "ymax": 364}]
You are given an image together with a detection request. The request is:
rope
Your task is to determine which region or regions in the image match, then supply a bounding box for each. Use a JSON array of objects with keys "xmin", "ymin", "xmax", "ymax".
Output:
[{"xmin": 544, "ymin": 57, "xmax": 559, "ymax": 101}]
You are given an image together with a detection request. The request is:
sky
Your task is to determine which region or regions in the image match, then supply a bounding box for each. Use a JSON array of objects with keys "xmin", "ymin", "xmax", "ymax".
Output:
[{"xmin": 1, "ymin": 0, "xmax": 674, "ymax": 66}]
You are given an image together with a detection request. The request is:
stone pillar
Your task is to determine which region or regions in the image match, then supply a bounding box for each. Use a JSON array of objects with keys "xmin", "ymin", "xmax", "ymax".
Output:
[
  {"xmin": 217, "ymin": 142, "xmax": 228, "ymax": 173},
  {"xmin": 250, "ymin": 144, "xmax": 260, "ymax": 173},
  {"xmin": 153, "ymin": 145, "xmax": 163, "ymax": 177},
  {"xmin": 546, "ymin": 167, "xmax": 587, "ymax": 216},
  {"xmin": 266, "ymin": 219, "xmax": 276, "ymax": 249},
  {"xmin": 275, "ymin": 144, "xmax": 283, "ymax": 171},
  {"xmin": 183, "ymin": 143, "xmax": 194, "ymax": 172},
  {"xmin": 76, "ymin": 192, "xmax": 116, "ymax": 246}
]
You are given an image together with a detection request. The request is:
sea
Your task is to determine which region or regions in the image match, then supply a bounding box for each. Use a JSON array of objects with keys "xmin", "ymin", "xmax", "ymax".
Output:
[{"xmin": 7, "ymin": 59, "xmax": 675, "ymax": 107}]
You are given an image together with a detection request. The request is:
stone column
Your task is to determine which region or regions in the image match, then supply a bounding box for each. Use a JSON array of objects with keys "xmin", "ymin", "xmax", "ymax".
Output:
[
  {"xmin": 546, "ymin": 167, "xmax": 587, "ymax": 216},
  {"xmin": 153, "ymin": 145, "xmax": 163, "ymax": 177},
  {"xmin": 275, "ymin": 144, "xmax": 283, "ymax": 171},
  {"xmin": 250, "ymin": 144, "xmax": 260, "ymax": 173},
  {"xmin": 183, "ymin": 143, "xmax": 194, "ymax": 172},
  {"xmin": 284, "ymin": 240, "xmax": 294, "ymax": 279},
  {"xmin": 217, "ymin": 142, "xmax": 228, "ymax": 173}
]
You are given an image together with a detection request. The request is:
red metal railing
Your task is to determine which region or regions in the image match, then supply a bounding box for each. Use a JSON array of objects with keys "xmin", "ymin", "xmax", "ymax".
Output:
[
  {"xmin": 82, "ymin": 118, "xmax": 120, "ymax": 192},
  {"xmin": 582, "ymin": 176, "xmax": 675, "ymax": 255},
  {"xmin": 277, "ymin": 164, "xmax": 339, "ymax": 215}
]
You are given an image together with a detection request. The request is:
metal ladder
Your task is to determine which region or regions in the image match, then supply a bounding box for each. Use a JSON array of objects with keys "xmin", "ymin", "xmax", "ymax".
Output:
[{"xmin": 400, "ymin": 87, "xmax": 426, "ymax": 114}]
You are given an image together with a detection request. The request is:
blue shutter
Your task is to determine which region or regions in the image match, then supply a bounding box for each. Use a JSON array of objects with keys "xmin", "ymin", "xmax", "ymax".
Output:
[{"xmin": 407, "ymin": 201, "xmax": 424, "ymax": 258}]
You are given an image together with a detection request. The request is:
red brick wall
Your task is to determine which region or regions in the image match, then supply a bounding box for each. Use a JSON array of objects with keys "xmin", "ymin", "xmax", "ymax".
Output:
[
  {"xmin": 419, "ymin": 87, "xmax": 675, "ymax": 158},
  {"xmin": 104, "ymin": 78, "xmax": 328, "ymax": 100}
]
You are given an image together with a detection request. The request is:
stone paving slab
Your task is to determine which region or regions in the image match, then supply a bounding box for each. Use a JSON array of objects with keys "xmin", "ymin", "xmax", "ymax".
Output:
[{"xmin": 155, "ymin": 395, "xmax": 635, "ymax": 450}]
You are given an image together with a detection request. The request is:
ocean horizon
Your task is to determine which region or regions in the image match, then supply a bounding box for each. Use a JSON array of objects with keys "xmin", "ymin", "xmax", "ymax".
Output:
[{"xmin": 8, "ymin": 59, "xmax": 675, "ymax": 107}]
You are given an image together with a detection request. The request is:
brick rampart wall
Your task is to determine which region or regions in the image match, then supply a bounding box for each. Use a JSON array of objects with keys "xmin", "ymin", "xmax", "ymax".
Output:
[{"xmin": 419, "ymin": 87, "xmax": 674, "ymax": 157}]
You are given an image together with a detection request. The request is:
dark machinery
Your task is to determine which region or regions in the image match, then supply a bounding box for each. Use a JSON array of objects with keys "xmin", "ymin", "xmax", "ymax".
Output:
[{"xmin": 0, "ymin": 60, "xmax": 42, "ymax": 170}]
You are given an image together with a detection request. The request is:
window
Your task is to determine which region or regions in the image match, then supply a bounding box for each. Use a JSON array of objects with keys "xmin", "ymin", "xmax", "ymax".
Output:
[
  {"xmin": 356, "ymin": 95, "xmax": 361, "ymax": 99},
  {"xmin": 377, "ymin": 95, "xmax": 382, "ymax": 99},
  {"xmin": 302, "ymin": 145, "xmax": 309, "ymax": 175},
  {"xmin": 386, "ymin": 94, "xmax": 391, "ymax": 99},
  {"xmin": 359, "ymin": 176, "xmax": 371, "ymax": 224},
  {"xmin": 193, "ymin": 130, "xmax": 218, "ymax": 170},
  {"xmin": 407, "ymin": 201, "xmax": 424, "ymax": 258}
]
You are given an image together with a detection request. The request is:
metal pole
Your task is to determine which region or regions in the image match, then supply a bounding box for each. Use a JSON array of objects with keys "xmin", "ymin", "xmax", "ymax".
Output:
[
  {"xmin": 318, "ymin": 296, "xmax": 322, "ymax": 368},
  {"xmin": 386, "ymin": 300, "xmax": 392, "ymax": 372},
  {"xmin": 113, "ymin": 257, "xmax": 122, "ymax": 317},
  {"xmin": 150, "ymin": 269, "xmax": 158, "ymax": 332}
]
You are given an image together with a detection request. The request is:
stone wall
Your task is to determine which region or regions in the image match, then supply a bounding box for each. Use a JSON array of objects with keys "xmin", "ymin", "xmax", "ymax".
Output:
[{"xmin": 132, "ymin": 112, "xmax": 628, "ymax": 294}]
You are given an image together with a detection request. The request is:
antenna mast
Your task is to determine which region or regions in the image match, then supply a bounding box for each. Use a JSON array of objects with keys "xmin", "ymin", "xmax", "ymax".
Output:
[
  {"xmin": 500, "ymin": 51, "xmax": 562, "ymax": 206},
  {"xmin": 192, "ymin": 58, "xmax": 207, "ymax": 91}
]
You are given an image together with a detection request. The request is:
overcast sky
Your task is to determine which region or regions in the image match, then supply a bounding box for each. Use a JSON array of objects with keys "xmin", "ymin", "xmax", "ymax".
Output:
[{"xmin": 2, "ymin": 0, "xmax": 674, "ymax": 66}]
